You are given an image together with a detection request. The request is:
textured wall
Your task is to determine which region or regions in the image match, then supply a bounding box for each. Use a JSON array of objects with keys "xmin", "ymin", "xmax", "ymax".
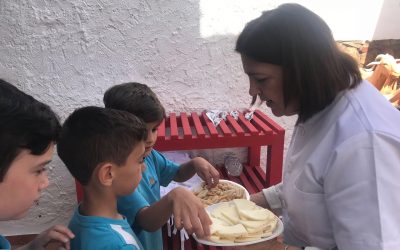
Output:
[{"xmin": 0, "ymin": 0, "xmax": 398, "ymax": 236}]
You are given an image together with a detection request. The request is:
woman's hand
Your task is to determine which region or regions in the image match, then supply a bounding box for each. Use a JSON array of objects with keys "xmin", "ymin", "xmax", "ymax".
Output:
[{"xmin": 250, "ymin": 191, "xmax": 270, "ymax": 208}]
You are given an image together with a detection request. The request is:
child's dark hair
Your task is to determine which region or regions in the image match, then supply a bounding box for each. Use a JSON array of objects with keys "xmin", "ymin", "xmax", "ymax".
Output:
[
  {"xmin": 57, "ymin": 106, "xmax": 147, "ymax": 185},
  {"xmin": 103, "ymin": 82, "xmax": 165, "ymax": 123},
  {"xmin": 236, "ymin": 3, "xmax": 361, "ymax": 123},
  {"xmin": 0, "ymin": 79, "xmax": 61, "ymax": 181}
]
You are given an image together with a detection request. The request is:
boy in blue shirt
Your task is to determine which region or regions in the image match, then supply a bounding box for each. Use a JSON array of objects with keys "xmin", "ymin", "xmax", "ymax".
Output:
[
  {"xmin": 0, "ymin": 79, "xmax": 74, "ymax": 250},
  {"xmin": 57, "ymin": 106, "xmax": 148, "ymax": 250},
  {"xmin": 104, "ymin": 82, "xmax": 220, "ymax": 250}
]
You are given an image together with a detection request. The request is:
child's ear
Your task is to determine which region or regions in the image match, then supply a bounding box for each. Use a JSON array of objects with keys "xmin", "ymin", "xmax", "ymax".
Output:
[{"xmin": 97, "ymin": 163, "xmax": 115, "ymax": 186}]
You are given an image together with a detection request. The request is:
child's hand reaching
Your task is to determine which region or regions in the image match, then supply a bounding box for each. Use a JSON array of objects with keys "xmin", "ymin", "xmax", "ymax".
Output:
[
  {"xmin": 191, "ymin": 157, "xmax": 220, "ymax": 188},
  {"xmin": 18, "ymin": 225, "xmax": 75, "ymax": 250},
  {"xmin": 168, "ymin": 187, "xmax": 212, "ymax": 239},
  {"xmin": 174, "ymin": 156, "xmax": 220, "ymax": 188}
]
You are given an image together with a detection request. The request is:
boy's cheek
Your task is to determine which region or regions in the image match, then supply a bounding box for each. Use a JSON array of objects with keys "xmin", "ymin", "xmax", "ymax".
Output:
[
  {"xmin": 39, "ymin": 173, "xmax": 50, "ymax": 190},
  {"xmin": 143, "ymin": 149, "xmax": 152, "ymax": 157}
]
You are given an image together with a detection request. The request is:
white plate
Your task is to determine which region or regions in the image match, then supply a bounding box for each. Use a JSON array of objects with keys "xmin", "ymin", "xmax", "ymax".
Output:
[
  {"xmin": 192, "ymin": 179, "xmax": 250, "ymax": 203},
  {"xmin": 192, "ymin": 202, "xmax": 284, "ymax": 247}
]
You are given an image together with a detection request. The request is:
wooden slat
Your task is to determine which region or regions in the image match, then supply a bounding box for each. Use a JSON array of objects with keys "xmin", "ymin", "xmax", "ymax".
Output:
[
  {"xmin": 180, "ymin": 112, "xmax": 192, "ymax": 139},
  {"xmin": 75, "ymin": 181, "xmax": 83, "ymax": 202},
  {"xmin": 238, "ymin": 172, "xmax": 257, "ymax": 194},
  {"xmin": 251, "ymin": 115, "xmax": 273, "ymax": 134},
  {"xmin": 226, "ymin": 115, "xmax": 244, "ymax": 135},
  {"xmin": 201, "ymin": 112, "xmax": 219, "ymax": 138},
  {"xmin": 255, "ymin": 110, "xmax": 285, "ymax": 133},
  {"xmin": 191, "ymin": 112, "xmax": 206, "ymax": 139},
  {"xmin": 184, "ymin": 235, "xmax": 192, "ymax": 250},
  {"xmin": 172, "ymin": 235, "xmax": 180, "ymax": 250},
  {"xmin": 238, "ymin": 113, "xmax": 259, "ymax": 135},
  {"xmin": 162, "ymin": 225, "xmax": 169, "ymax": 249},
  {"xmin": 194, "ymin": 240, "xmax": 206, "ymax": 250},
  {"xmin": 169, "ymin": 113, "xmax": 179, "ymax": 139},
  {"xmin": 243, "ymin": 166, "xmax": 264, "ymax": 192},
  {"xmin": 157, "ymin": 119, "xmax": 166, "ymax": 140},
  {"xmin": 218, "ymin": 119, "xmax": 233, "ymax": 136},
  {"xmin": 253, "ymin": 165, "xmax": 267, "ymax": 188}
]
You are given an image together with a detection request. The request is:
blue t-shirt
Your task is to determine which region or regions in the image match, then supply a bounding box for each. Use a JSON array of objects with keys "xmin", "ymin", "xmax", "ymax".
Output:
[
  {"xmin": 69, "ymin": 206, "xmax": 143, "ymax": 250},
  {"xmin": 118, "ymin": 150, "xmax": 180, "ymax": 250},
  {"xmin": 0, "ymin": 235, "xmax": 10, "ymax": 250}
]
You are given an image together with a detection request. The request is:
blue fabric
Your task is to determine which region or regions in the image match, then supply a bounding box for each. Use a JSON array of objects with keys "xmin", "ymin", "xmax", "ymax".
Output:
[
  {"xmin": 0, "ymin": 235, "xmax": 10, "ymax": 250},
  {"xmin": 118, "ymin": 149, "xmax": 180, "ymax": 250},
  {"xmin": 118, "ymin": 190, "xmax": 149, "ymax": 225},
  {"xmin": 69, "ymin": 206, "xmax": 143, "ymax": 250}
]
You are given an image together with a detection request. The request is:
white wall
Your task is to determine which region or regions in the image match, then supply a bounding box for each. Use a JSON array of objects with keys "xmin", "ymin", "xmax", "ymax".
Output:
[{"xmin": 0, "ymin": 0, "xmax": 398, "ymax": 235}]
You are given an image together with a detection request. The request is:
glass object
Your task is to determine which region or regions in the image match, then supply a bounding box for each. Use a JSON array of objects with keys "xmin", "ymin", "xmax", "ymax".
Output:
[{"xmin": 224, "ymin": 154, "xmax": 243, "ymax": 176}]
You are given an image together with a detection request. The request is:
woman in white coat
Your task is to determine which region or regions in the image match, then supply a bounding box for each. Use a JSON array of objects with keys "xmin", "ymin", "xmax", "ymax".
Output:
[{"xmin": 236, "ymin": 4, "xmax": 400, "ymax": 250}]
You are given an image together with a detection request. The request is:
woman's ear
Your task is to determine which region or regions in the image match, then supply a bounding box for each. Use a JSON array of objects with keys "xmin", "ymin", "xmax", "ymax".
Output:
[{"xmin": 97, "ymin": 163, "xmax": 115, "ymax": 186}]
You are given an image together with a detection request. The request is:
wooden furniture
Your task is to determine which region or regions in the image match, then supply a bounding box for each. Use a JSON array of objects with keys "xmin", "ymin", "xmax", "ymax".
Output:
[
  {"xmin": 155, "ymin": 110, "xmax": 285, "ymax": 189},
  {"xmin": 157, "ymin": 110, "xmax": 285, "ymax": 250}
]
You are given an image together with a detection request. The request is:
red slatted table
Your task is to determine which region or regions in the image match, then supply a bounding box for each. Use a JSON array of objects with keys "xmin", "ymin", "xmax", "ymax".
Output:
[
  {"xmin": 75, "ymin": 110, "xmax": 285, "ymax": 250},
  {"xmin": 155, "ymin": 110, "xmax": 284, "ymax": 187},
  {"xmin": 157, "ymin": 110, "xmax": 284, "ymax": 250}
]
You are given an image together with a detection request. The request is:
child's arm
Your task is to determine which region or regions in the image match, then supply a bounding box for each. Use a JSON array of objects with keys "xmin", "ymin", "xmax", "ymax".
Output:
[
  {"xmin": 16, "ymin": 225, "xmax": 74, "ymax": 250},
  {"xmin": 173, "ymin": 157, "xmax": 220, "ymax": 188},
  {"xmin": 136, "ymin": 186, "xmax": 212, "ymax": 238}
]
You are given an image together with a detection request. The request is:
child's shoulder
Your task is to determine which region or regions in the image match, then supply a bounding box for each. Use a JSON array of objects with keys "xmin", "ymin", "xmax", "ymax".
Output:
[
  {"xmin": 144, "ymin": 149, "xmax": 162, "ymax": 164},
  {"xmin": 0, "ymin": 234, "xmax": 11, "ymax": 250},
  {"xmin": 146, "ymin": 149, "xmax": 172, "ymax": 162},
  {"xmin": 69, "ymin": 209, "xmax": 141, "ymax": 249}
]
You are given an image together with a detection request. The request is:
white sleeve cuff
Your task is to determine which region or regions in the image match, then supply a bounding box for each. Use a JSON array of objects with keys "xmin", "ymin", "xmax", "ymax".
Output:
[{"xmin": 262, "ymin": 183, "xmax": 283, "ymax": 209}]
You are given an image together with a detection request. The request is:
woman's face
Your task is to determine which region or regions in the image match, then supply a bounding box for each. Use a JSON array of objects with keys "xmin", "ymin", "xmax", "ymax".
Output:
[{"xmin": 241, "ymin": 55, "xmax": 299, "ymax": 117}]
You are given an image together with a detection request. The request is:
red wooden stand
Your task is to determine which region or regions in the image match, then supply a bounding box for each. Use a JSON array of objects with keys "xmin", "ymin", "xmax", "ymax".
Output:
[
  {"xmin": 155, "ymin": 110, "xmax": 284, "ymax": 188},
  {"xmin": 157, "ymin": 110, "xmax": 285, "ymax": 250}
]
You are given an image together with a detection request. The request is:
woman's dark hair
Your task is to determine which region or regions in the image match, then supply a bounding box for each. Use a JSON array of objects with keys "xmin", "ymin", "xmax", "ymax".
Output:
[
  {"xmin": 0, "ymin": 79, "xmax": 61, "ymax": 181},
  {"xmin": 104, "ymin": 82, "xmax": 165, "ymax": 124},
  {"xmin": 236, "ymin": 3, "xmax": 361, "ymax": 123},
  {"xmin": 57, "ymin": 106, "xmax": 147, "ymax": 185}
]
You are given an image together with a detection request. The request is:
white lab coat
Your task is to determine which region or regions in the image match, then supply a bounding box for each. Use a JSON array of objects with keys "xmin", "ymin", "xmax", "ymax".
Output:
[{"xmin": 263, "ymin": 80, "xmax": 400, "ymax": 250}]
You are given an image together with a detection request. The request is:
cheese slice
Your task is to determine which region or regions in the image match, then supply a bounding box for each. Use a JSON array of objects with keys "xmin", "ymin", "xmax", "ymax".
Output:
[
  {"xmin": 245, "ymin": 225, "xmax": 266, "ymax": 234},
  {"xmin": 212, "ymin": 204, "xmax": 239, "ymax": 225},
  {"xmin": 238, "ymin": 208, "xmax": 272, "ymax": 221},
  {"xmin": 239, "ymin": 219, "xmax": 269, "ymax": 229},
  {"xmin": 260, "ymin": 230, "xmax": 274, "ymax": 238},
  {"xmin": 206, "ymin": 199, "xmax": 279, "ymax": 244},
  {"xmin": 221, "ymin": 208, "xmax": 240, "ymax": 224},
  {"xmin": 213, "ymin": 224, "xmax": 248, "ymax": 238},
  {"xmin": 211, "ymin": 217, "xmax": 231, "ymax": 226},
  {"xmin": 211, "ymin": 203, "xmax": 232, "ymax": 218},
  {"xmin": 232, "ymin": 199, "xmax": 256, "ymax": 210},
  {"xmin": 209, "ymin": 235, "xmax": 234, "ymax": 244}
]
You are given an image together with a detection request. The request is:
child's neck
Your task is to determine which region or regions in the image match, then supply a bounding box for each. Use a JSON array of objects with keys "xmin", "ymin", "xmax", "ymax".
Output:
[{"xmin": 80, "ymin": 186, "xmax": 122, "ymax": 220}]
